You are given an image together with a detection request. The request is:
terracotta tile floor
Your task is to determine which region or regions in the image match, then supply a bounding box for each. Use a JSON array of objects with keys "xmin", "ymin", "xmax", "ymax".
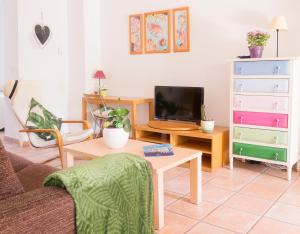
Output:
[{"xmin": 2, "ymin": 133, "xmax": 300, "ymax": 234}]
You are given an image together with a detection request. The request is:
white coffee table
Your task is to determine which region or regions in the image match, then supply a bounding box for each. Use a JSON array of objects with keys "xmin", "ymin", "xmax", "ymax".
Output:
[{"xmin": 63, "ymin": 139, "xmax": 202, "ymax": 230}]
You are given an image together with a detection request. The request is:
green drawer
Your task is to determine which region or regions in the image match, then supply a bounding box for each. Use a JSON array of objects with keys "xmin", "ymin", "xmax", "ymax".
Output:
[
  {"xmin": 233, "ymin": 127, "xmax": 288, "ymax": 145},
  {"xmin": 233, "ymin": 142, "xmax": 287, "ymax": 162}
]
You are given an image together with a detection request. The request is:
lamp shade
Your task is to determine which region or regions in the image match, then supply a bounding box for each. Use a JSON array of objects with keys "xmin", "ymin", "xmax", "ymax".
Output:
[
  {"xmin": 271, "ymin": 16, "xmax": 288, "ymax": 31},
  {"xmin": 93, "ymin": 70, "xmax": 106, "ymax": 79}
]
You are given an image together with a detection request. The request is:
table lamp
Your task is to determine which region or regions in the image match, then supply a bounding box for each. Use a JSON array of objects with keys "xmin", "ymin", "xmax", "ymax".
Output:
[
  {"xmin": 93, "ymin": 70, "xmax": 106, "ymax": 94},
  {"xmin": 271, "ymin": 16, "xmax": 288, "ymax": 57}
]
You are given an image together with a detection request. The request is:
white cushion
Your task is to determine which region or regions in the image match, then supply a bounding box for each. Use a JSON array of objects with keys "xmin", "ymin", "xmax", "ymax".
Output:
[
  {"xmin": 29, "ymin": 128, "xmax": 94, "ymax": 148},
  {"xmin": 4, "ymin": 80, "xmax": 43, "ymax": 126}
]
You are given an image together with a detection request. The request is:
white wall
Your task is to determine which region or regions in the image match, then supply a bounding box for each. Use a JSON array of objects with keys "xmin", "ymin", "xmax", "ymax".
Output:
[
  {"xmin": 0, "ymin": 0, "xmax": 5, "ymax": 129},
  {"xmin": 2, "ymin": 0, "xmax": 300, "ymax": 140},
  {"xmin": 83, "ymin": 0, "xmax": 103, "ymax": 93},
  {"xmin": 68, "ymin": 0, "xmax": 85, "ymax": 123},
  {"xmin": 17, "ymin": 0, "xmax": 70, "ymax": 120},
  {"xmin": 0, "ymin": 0, "xmax": 4, "ymax": 89},
  {"xmin": 100, "ymin": 0, "xmax": 300, "ymax": 126},
  {"xmin": 1, "ymin": 0, "xmax": 20, "ymax": 139},
  {"xmin": 2, "ymin": 0, "xmax": 102, "ymax": 139}
]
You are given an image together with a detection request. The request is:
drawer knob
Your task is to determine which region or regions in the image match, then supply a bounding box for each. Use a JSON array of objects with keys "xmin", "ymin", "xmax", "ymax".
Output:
[
  {"xmin": 239, "ymin": 100, "xmax": 243, "ymax": 108},
  {"xmin": 240, "ymin": 116, "xmax": 244, "ymax": 124},
  {"xmin": 273, "ymin": 84, "xmax": 279, "ymax": 92},
  {"xmin": 273, "ymin": 66, "xmax": 281, "ymax": 75},
  {"xmin": 238, "ymin": 132, "xmax": 243, "ymax": 139},
  {"xmin": 237, "ymin": 67, "xmax": 243, "ymax": 75},
  {"xmin": 274, "ymin": 152, "xmax": 279, "ymax": 160},
  {"xmin": 274, "ymin": 102, "xmax": 279, "ymax": 111},
  {"xmin": 238, "ymin": 83, "xmax": 244, "ymax": 92},
  {"xmin": 275, "ymin": 118, "xmax": 280, "ymax": 127},
  {"xmin": 273, "ymin": 136, "xmax": 279, "ymax": 144},
  {"xmin": 239, "ymin": 148, "xmax": 243, "ymax": 155}
]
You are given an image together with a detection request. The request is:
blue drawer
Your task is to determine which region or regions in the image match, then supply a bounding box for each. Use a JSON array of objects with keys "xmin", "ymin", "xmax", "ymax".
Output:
[{"xmin": 234, "ymin": 60, "xmax": 290, "ymax": 76}]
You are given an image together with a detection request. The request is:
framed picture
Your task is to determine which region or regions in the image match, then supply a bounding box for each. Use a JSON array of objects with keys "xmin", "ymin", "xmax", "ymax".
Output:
[
  {"xmin": 173, "ymin": 7, "xmax": 190, "ymax": 52},
  {"xmin": 144, "ymin": 10, "xmax": 171, "ymax": 53},
  {"xmin": 129, "ymin": 14, "xmax": 143, "ymax": 54}
]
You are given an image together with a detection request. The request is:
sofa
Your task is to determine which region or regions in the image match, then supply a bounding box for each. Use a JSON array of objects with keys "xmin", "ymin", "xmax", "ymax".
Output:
[{"xmin": 0, "ymin": 140, "xmax": 76, "ymax": 233}]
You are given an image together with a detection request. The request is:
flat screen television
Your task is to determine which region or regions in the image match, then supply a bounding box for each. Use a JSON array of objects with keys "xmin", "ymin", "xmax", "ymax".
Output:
[{"xmin": 154, "ymin": 86, "xmax": 204, "ymax": 123}]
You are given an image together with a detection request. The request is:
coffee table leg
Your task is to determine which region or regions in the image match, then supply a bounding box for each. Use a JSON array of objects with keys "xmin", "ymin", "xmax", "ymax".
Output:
[
  {"xmin": 63, "ymin": 151, "xmax": 74, "ymax": 169},
  {"xmin": 190, "ymin": 156, "xmax": 202, "ymax": 204},
  {"xmin": 153, "ymin": 171, "xmax": 164, "ymax": 230}
]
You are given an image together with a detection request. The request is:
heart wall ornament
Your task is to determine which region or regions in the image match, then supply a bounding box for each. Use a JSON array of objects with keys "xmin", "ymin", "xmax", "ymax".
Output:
[{"xmin": 34, "ymin": 24, "xmax": 51, "ymax": 48}]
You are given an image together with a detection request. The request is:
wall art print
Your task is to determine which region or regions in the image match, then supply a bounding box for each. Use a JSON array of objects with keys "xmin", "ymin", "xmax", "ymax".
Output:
[
  {"xmin": 144, "ymin": 10, "xmax": 170, "ymax": 53},
  {"xmin": 129, "ymin": 14, "xmax": 143, "ymax": 54},
  {"xmin": 173, "ymin": 7, "xmax": 190, "ymax": 52}
]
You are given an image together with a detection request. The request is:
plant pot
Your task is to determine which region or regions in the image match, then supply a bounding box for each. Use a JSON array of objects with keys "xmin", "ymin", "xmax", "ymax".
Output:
[
  {"xmin": 249, "ymin": 46, "xmax": 264, "ymax": 58},
  {"xmin": 99, "ymin": 89, "xmax": 108, "ymax": 98},
  {"xmin": 103, "ymin": 128, "xmax": 129, "ymax": 149},
  {"xmin": 201, "ymin": 120, "xmax": 215, "ymax": 133}
]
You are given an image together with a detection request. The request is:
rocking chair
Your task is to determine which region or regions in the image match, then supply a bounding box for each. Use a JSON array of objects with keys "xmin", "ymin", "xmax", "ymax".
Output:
[{"xmin": 3, "ymin": 80, "xmax": 93, "ymax": 168}]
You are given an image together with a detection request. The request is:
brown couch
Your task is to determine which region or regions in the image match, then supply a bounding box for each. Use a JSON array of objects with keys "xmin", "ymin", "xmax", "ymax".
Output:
[{"xmin": 0, "ymin": 141, "xmax": 76, "ymax": 233}]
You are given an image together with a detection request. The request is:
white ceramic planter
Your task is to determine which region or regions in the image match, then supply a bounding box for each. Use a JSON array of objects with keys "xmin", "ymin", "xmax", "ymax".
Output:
[
  {"xmin": 103, "ymin": 128, "xmax": 129, "ymax": 149},
  {"xmin": 201, "ymin": 120, "xmax": 215, "ymax": 133}
]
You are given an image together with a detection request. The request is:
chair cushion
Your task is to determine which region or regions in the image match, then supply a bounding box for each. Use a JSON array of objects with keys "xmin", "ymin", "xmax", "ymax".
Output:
[
  {"xmin": 0, "ymin": 150, "xmax": 24, "ymax": 201},
  {"xmin": 29, "ymin": 128, "xmax": 94, "ymax": 148},
  {"xmin": 26, "ymin": 98, "xmax": 62, "ymax": 141}
]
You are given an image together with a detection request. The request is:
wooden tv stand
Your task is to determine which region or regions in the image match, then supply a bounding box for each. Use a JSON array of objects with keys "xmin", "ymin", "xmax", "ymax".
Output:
[
  {"xmin": 148, "ymin": 120, "xmax": 200, "ymax": 131},
  {"xmin": 135, "ymin": 123, "xmax": 229, "ymax": 172}
]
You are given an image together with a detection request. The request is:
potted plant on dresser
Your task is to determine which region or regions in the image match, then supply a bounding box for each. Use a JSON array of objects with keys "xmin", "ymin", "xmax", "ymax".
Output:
[
  {"xmin": 103, "ymin": 108, "xmax": 131, "ymax": 149},
  {"xmin": 247, "ymin": 30, "xmax": 270, "ymax": 58},
  {"xmin": 201, "ymin": 105, "xmax": 215, "ymax": 133}
]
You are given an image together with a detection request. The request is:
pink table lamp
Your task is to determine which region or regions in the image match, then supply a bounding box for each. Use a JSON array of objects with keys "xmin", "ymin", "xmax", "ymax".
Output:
[{"xmin": 93, "ymin": 70, "xmax": 106, "ymax": 94}]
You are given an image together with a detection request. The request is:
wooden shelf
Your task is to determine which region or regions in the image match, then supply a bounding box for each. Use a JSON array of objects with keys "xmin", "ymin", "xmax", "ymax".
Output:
[
  {"xmin": 137, "ymin": 135, "xmax": 169, "ymax": 144},
  {"xmin": 179, "ymin": 154, "xmax": 214, "ymax": 172},
  {"xmin": 202, "ymin": 155, "xmax": 213, "ymax": 172},
  {"xmin": 176, "ymin": 141, "xmax": 212, "ymax": 154},
  {"xmin": 135, "ymin": 123, "xmax": 229, "ymax": 172},
  {"xmin": 135, "ymin": 131, "xmax": 170, "ymax": 144}
]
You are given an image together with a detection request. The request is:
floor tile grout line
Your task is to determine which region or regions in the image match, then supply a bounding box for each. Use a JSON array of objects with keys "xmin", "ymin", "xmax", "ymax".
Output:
[
  {"xmin": 265, "ymin": 216, "xmax": 300, "ymax": 228},
  {"xmin": 199, "ymin": 164, "xmax": 298, "ymax": 234},
  {"xmin": 198, "ymin": 166, "xmax": 271, "ymax": 234},
  {"xmin": 173, "ymin": 164, "xmax": 272, "ymax": 233},
  {"xmin": 200, "ymin": 220, "xmax": 241, "ymax": 234},
  {"xmin": 164, "ymin": 192, "xmax": 190, "ymax": 208},
  {"xmin": 246, "ymin": 174, "xmax": 299, "ymax": 233},
  {"xmin": 276, "ymin": 200, "xmax": 300, "ymax": 208}
]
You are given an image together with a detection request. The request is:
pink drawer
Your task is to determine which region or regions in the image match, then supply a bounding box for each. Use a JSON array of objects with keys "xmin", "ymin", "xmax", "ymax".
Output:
[
  {"xmin": 233, "ymin": 111, "xmax": 288, "ymax": 128},
  {"xmin": 233, "ymin": 95, "xmax": 289, "ymax": 112}
]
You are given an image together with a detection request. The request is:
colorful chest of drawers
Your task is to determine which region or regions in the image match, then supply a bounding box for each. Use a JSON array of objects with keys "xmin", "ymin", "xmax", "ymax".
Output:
[{"xmin": 230, "ymin": 58, "xmax": 300, "ymax": 180}]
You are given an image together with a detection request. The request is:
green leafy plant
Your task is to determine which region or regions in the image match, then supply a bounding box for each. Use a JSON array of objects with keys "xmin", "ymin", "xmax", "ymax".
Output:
[
  {"xmin": 247, "ymin": 30, "xmax": 270, "ymax": 47},
  {"xmin": 201, "ymin": 105, "xmax": 212, "ymax": 121},
  {"xmin": 103, "ymin": 108, "xmax": 131, "ymax": 132}
]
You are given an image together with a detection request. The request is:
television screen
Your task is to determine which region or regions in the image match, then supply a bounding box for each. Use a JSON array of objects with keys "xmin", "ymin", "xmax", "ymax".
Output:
[{"xmin": 154, "ymin": 86, "xmax": 204, "ymax": 123}]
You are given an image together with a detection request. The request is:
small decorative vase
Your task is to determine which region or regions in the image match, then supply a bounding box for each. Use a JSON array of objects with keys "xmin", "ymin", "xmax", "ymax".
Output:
[
  {"xmin": 249, "ymin": 46, "xmax": 264, "ymax": 58},
  {"xmin": 201, "ymin": 120, "xmax": 215, "ymax": 133},
  {"xmin": 103, "ymin": 128, "xmax": 129, "ymax": 149},
  {"xmin": 99, "ymin": 89, "xmax": 108, "ymax": 97}
]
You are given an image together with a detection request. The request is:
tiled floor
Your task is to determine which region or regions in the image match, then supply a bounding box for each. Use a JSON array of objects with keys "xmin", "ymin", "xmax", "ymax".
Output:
[{"xmin": 2, "ymin": 133, "xmax": 300, "ymax": 234}]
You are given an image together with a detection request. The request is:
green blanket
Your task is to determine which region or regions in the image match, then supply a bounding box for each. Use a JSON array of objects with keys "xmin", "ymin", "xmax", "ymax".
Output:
[{"xmin": 44, "ymin": 153, "xmax": 154, "ymax": 234}]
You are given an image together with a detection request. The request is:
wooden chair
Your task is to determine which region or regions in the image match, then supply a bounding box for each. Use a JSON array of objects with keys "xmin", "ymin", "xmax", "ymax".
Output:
[{"xmin": 3, "ymin": 80, "xmax": 93, "ymax": 168}]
